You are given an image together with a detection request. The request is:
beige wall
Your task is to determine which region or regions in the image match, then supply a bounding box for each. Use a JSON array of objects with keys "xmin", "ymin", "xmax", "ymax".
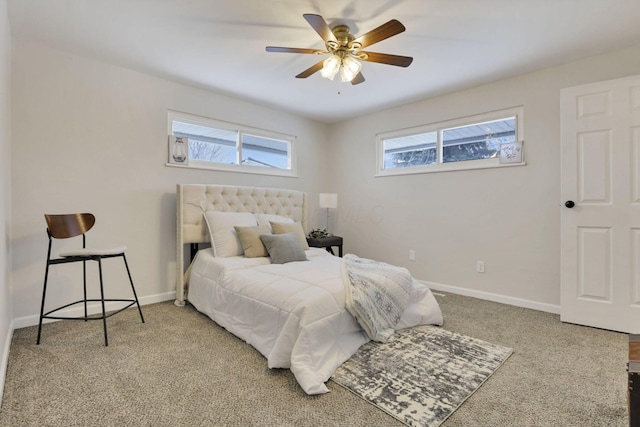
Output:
[
  {"xmin": 0, "ymin": 0, "xmax": 13, "ymax": 402},
  {"xmin": 8, "ymin": 24, "xmax": 640, "ymax": 324},
  {"xmin": 10, "ymin": 40, "xmax": 329, "ymax": 323},
  {"xmin": 329, "ymin": 43, "xmax": 640, "ymax": 310}
]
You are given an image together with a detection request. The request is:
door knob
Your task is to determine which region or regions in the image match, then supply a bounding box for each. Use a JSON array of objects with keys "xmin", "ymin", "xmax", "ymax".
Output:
[{"xmin": 565, "ymin": 200, "xmax": 575, "ymax": 208}]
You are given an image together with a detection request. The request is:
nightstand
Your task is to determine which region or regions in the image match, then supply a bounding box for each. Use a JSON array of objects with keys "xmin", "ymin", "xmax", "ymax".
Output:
[{"xmin": 306, "ymin": 236, "xmax": 343, "ymax": 257}]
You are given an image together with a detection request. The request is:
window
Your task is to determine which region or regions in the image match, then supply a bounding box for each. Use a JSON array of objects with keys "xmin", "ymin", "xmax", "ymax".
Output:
[
  {"xmin": 168, "ymin": 111, "xmax": 296, "ymax": 176},
  {"xmin": 377, "ymin": 107, "xmax": 524, "ymax": 176},
  {"xmin": 383, "ymin": 132, "xmax": 437, "ymax": 169}
]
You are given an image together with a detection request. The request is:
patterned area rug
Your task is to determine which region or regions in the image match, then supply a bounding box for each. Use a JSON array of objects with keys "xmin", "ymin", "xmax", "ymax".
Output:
[{"xmin": 331, "ymin": 326, "xmax": 513, "ymax": 427}]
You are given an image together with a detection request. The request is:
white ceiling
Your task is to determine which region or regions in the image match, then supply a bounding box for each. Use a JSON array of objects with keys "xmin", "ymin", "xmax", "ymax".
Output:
[{"xmin": 7, "ymin": 0, "xmax": 640, "ymax": 123}]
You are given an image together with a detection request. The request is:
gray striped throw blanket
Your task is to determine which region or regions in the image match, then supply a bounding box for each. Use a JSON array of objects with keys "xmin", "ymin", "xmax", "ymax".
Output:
[{"xmin": 342, "ymin": 254, "xmax": 413, "ymax": 342}]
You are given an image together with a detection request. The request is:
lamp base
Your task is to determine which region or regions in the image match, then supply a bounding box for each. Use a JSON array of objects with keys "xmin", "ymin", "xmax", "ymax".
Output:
[{"xmin": 326, "ymin": 208, "xmax": 330, "ymax": 233}]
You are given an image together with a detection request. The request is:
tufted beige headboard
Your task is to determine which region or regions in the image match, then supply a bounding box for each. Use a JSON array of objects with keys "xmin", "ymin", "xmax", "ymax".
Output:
[{"xmin": 175, "ymin": 184, "xmax": 307, "ymax": 305}]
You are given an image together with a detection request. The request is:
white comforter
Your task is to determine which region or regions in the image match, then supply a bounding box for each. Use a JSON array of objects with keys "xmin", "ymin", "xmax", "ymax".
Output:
[{"xmin": 188, "ymin": 248, "xmax": 443, "ymax": 394}]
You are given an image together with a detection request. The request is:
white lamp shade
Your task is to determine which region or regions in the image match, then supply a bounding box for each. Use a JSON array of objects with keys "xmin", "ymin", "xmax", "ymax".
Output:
[
  {"xmin": 319, "ymin": 193, "xmax": 338, "ymax": 209},
  {"xmin": 320, "ymin": 55, "xmax": 341, "ymax": 80},
  {"xmin": 340, "ymin": 55, "xmax": 362, "ymax": 82}
]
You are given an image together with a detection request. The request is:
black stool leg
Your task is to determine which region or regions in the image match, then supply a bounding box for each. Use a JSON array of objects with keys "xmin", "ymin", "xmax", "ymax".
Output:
[
  {"xmin": 122, "ymin": 254, "xmax": 144, "ymax": 323},
  {"xmin": 83, "ymin": 259, "xmax": 88, "ymax": 321},
  {"xmin": 97, "ymin": 258, "xmax": 108, "ymax": 346},
  {"xmin": 36, "ymin": 261, "xmax": 51, "ymax": 345}
]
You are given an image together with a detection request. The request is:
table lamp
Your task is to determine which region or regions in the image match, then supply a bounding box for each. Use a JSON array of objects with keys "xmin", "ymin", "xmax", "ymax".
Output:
[{"xmin": 318, "ymin": 193, "xmax": 338, "ymax": 234}]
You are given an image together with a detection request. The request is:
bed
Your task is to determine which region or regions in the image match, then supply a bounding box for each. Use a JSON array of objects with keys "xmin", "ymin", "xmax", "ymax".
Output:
[{"xmin": 175, "ymin": 184, "xmax": 443, "ymax": 394}]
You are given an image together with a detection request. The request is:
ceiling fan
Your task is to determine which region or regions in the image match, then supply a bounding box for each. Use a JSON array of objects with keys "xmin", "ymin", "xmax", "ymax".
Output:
[{"xmin": 266, "ymin": 14, "xmax": 413, "ymax": 85}]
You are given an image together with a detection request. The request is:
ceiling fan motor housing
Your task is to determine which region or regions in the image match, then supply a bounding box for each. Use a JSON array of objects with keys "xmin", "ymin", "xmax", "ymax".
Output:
[
  {"xmin": 327, "ymin": 25, "xmax": 365, "ymax": 61},
  {"xmin": 328, "ymin": 25, "xmax": 361, "ymax": 53}
]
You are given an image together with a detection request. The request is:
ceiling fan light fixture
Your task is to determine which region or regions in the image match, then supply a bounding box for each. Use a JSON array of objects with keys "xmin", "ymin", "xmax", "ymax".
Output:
[
  {"xmin": 340, "ymin": 55, "xmax": 362, "ymax": 82},
  {"xmin": 267, "ymin": 14, "xmax": 411, "ymax": 85},
  {"xmin": 320, "ymin": 54, "xmax": 341, "ymax": 80}
]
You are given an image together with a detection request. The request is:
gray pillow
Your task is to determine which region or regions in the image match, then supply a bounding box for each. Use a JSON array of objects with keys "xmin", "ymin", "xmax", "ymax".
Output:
[{"xmin": 259, "ymin": 232, "xmax": 308, "ymax": 264}]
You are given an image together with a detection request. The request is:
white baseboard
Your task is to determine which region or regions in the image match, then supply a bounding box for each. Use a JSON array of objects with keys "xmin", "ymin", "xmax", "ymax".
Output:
[
  {"xmin": 420, "ymin": 280, "xmax": 561, "ymax": 315},
  {"xmin": 0, "ymin": 319, "xmax": 14, "ymax": 407},
  {"xmin": 12, "ymin": 291, "xmax": 176, "ymax": 330}
]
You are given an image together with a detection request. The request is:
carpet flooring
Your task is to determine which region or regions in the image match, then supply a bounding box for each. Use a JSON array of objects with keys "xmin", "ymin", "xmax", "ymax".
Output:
[{"xmin": 0, "ymin": 292, "xmax": 629, "ymax": 426}]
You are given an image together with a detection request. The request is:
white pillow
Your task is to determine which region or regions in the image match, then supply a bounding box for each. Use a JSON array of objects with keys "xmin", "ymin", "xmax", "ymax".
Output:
[
  {"xmin": 255, "ymin": 213, "xmax": 294, "ymax": 231},
  {"xmin": 203, "ymin": 211, "xmax": 257, "ymax": 257}
]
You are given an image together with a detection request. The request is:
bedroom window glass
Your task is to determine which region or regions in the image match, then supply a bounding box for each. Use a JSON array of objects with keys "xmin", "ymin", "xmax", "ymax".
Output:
[
  {"xmin": 376, "ymin": 106, "xmax": 524, "ymax": 176},
  {"xmin": 382, "ymin": 132, "xmax": 438, "ymax": 169},
  {"xmin": 168, "ymin": 111, "xmax": 296, "ymax": 177},
  {"xmin": 241, "ymin": 133, "xmax": 291, "ymax": 169},
  {"xmin": 442, "ymin": 117, "xmax": 516, "ymax": 163}
]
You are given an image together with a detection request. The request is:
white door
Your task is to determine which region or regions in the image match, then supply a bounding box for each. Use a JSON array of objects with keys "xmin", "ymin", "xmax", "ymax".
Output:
[{"xmin": 561, "ymin": 75, "xmax": 640, "ymax": 333}]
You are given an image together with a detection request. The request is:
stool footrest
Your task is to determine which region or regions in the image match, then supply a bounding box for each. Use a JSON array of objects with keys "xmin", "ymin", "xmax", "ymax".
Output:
[{"xmin": 42, "ymin": 299, "xmax": 137, "ymax": 321}]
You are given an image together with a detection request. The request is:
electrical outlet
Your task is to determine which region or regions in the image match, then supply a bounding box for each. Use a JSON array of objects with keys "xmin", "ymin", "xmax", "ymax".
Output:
[
  {"xmin": 409, "ymin": 250, "xmax": 416, "ymax": 261},
  {"xmin": 476, "ymin": 260, "xmax": 485, "ymax": 273}
]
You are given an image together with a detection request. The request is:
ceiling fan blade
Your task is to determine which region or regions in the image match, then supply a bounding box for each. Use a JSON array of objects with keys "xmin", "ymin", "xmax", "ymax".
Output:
[
  {"xmin": 360, "ymin": 51, "xmax": 413, "ymax": 67},
  {"xmin": 351, "ymin": 72, "xmax": 365, "ymax": 85},
  {"xmin": 266, "ymin": 46, "xmax": 322, "ymax": 54},
  {"xmin": 303, "ymin": 14, "xmax": 337, "ymax": 43},
  {"xmin": 353, "ymin": 19, "xmax": 406, "ymax": 49},
  {"xmin": 295, "ymin": 61, "xmax": 325, "ymax": 79}
]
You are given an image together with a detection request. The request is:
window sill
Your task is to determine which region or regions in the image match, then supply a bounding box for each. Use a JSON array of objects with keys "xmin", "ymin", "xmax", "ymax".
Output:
[
  {"xmin": 375, "ymin": 159, "xmax": 526, "ymax": 177},
  {"xmin": 165, "ymin": 162, "xmax": 298, "ymax": 178}
]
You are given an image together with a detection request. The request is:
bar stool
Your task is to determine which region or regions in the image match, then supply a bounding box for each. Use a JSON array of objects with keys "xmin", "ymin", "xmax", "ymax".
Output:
[{"xmin": 37, "ymin": 213, "xmax": 145, "ymax": 346}]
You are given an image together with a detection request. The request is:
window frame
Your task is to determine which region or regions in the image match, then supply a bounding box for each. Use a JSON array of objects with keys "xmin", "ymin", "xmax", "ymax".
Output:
[
  {"xmin": 167, "ymin": 110, "xmax": 297, "ymax": 177},
  {"xmin": 376, "ymin": 106, "xmax": 525, "ymax": 177}
]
